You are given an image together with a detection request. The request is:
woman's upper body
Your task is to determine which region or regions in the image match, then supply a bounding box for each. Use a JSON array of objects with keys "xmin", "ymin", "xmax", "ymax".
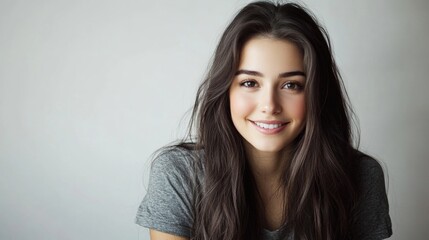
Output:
[
  {"xmin": 136, "ymin": 1, "xmax": 393, "ymax": 239},
  {"xmin": 136, "ymin": 146, "xmax": 392, "ymax": 240}
]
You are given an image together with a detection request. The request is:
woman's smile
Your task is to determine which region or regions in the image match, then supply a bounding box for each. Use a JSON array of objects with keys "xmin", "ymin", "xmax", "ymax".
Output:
[{"xmin": 250, "ymin": 120, "xmax": 289, "ymax": 134}]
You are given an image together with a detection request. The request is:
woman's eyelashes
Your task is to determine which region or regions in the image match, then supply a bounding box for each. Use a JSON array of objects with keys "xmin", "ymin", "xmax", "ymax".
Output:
[
  {"xmin": 282, "ymin": 81, "xmax": 304, "ymax": 91},
  {"xmin": 239, "ymin": 79, "xmax": 304, "ymax": 91},
  {"xmin": 239, "ymin": 79, "xmax": 258, "ymax": 88}
]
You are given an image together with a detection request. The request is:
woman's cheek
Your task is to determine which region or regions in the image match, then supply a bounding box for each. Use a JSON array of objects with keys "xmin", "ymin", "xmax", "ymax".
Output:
[
  {"xmin": 287, "ymin": 95, "xmax": 306, "ymax": 119},
  {"xmin": 230, "ymin": 92, "xmax": 254, "ymax": 117}
]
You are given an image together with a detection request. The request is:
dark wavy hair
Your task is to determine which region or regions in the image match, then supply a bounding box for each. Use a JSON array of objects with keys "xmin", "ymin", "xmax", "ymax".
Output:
[{"xmin": 178, "ymin": 1, "xmax": 360, "ymax": 239}]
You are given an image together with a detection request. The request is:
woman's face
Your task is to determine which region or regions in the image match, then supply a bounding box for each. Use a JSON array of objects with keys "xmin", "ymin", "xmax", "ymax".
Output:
[{"xmin": 229, "ymin": 36, "xmax": 306, "ymax": 155}]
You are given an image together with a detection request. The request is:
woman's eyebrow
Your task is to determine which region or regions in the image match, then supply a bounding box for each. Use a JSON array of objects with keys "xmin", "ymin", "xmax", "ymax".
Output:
[
  {"xmin": 235, "ymin": 69, "xmax": 306, "ymax": 77},
  {"xmin": 235, "ymin": 69, "xmax": 263, "ymax": 77},
  {"xmin": 279, "ymin": 71, "xmax": 306, "ymax": 78}
]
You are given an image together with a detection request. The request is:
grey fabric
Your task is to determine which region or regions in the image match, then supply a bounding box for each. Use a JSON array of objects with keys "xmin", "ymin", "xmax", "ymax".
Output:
[
  {"xmin": 136, "ymin": 147, "xmax": 392, "ymax": 239},
  {"xmin": 350, "ymin": 156, "xmax": 393, "ymax": 239}
]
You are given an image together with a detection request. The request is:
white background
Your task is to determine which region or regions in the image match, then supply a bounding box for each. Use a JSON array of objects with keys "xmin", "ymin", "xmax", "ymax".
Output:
[{"xmin": 1, "ymin": 0, "xmax": 428, "ymax": 239}]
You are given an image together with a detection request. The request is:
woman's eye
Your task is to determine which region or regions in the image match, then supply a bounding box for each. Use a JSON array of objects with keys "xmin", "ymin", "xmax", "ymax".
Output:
[
  {"xmin": 283, "ymin": 82, "xmax": 303, "ymax": 91},
  {"xmin": 240, "ymin": 80, "xmax": 258, "ymax": 88}
]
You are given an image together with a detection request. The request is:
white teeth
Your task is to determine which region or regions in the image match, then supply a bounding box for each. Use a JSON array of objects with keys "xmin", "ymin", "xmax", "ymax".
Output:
[{"xmin": 254, "ymin": 122, "xmax": 283, "ymax": 129}]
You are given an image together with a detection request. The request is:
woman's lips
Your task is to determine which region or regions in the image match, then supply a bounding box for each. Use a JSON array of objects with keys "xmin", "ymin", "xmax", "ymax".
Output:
[{"xmin": 250, "ymin": 120, "xmax": 289, "ymax": 134}]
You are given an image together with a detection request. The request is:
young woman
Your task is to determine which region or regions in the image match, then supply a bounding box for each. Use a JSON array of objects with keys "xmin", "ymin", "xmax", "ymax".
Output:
[{"xmin": 136, "ymin": 2, "xmax": 392, "ymax": 240}]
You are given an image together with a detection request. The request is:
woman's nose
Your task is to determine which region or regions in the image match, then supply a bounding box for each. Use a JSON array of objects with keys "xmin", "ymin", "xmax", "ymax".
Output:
[{"xmin": 260, "ymin": 88, "xmax": 282, "ymax": 115}]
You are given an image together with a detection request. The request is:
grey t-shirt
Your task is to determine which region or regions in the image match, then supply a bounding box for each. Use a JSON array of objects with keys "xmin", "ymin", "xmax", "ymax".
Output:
[{"xmin": 136, "ymin": 147, "xmax": 392, "ymax": 239}]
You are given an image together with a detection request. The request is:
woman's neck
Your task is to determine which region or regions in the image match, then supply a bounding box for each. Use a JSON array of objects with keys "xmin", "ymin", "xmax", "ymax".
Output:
[
  {"xmin": 245, "ymin": 143, "xmax": 291, "ymax": 187},
  {"xmin": 244, "ymin": 143, "xmax": 290, "ymax": 230}
]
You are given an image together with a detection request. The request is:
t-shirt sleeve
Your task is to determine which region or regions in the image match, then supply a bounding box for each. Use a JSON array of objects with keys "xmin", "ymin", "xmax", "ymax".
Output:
[
  {"xmin": 135, "ymin": 150, "xmax": 195, "ymax": 237},
  {"xmin": 351, "ymin": 156, "xmax": 393, "ymax": 240}
]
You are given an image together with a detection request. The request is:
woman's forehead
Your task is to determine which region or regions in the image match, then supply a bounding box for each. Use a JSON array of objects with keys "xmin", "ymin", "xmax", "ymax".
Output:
[{"xmin": 238, "ymin": 36, "xmax": 304, "ymax": 75}]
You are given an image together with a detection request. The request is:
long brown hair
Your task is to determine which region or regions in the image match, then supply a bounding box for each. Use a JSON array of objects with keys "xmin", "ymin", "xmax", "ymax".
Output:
[{"xmin": 178, "ymin": 1, "xmax": 359, "ymax": 239}]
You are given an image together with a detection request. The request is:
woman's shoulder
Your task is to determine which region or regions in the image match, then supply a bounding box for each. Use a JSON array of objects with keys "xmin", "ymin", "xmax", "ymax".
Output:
[
  {"xmin": 350, "ymin": 150, "xmax": 393, "ymax": 239},
  {"xmin": 137, "ymin": 143, "xmax": 204, "ymax": 237},
  {"xmin": 352, "ymin": 150, "xmax": 386, "ymax": 180},
  {"xmin": 151, "ymin": 143, "xmax": 205, "ymax": 179}
]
